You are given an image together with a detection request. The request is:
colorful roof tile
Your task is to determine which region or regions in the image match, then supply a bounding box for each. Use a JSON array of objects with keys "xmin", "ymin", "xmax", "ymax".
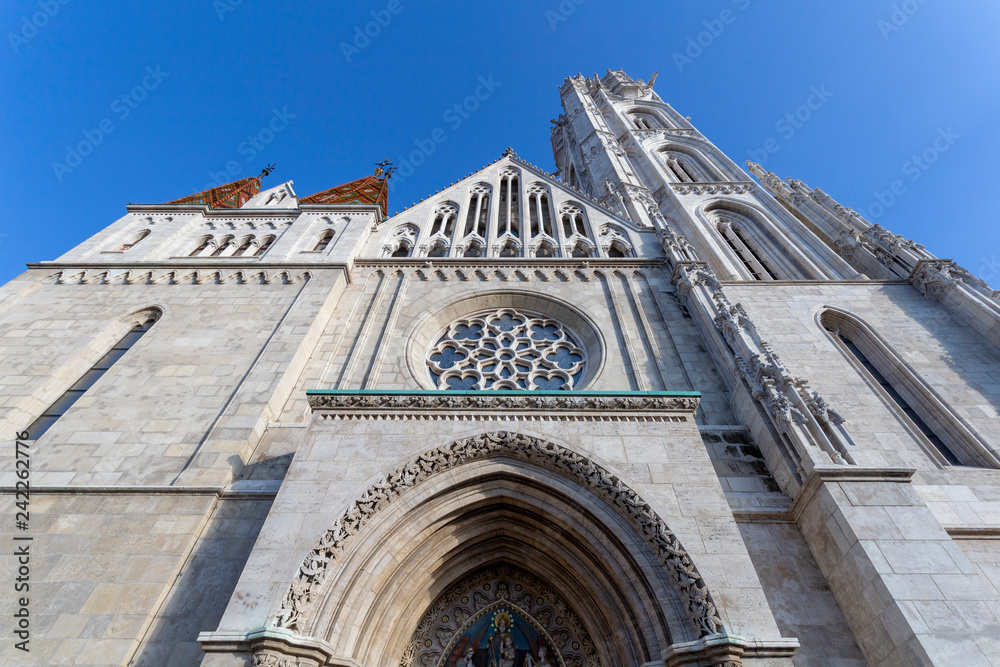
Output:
[
  {"xmin": 301, "ymin": 175, "xmax": 388, "ymax": 216},
  {"xmin": 166, "ymin": 176, "xmax": 262, "ymax": 209}
]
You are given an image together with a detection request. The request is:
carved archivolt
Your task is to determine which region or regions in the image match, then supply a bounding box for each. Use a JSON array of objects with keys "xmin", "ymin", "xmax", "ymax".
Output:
[{"xmin": 273, "ymin": 431, "xmax": 724, "ymax": 641}]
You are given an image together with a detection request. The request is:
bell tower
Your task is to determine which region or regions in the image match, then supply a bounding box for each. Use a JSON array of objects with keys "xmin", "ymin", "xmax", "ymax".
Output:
[{"xmin": 551, "ymin": 69, "xmax": 860, "ymax": 282}]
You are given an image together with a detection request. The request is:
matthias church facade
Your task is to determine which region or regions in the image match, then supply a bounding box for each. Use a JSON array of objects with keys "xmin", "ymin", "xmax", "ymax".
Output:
[{"xmin": 3, "ymin": 69, "xmax": 1000, "ymax": 666}]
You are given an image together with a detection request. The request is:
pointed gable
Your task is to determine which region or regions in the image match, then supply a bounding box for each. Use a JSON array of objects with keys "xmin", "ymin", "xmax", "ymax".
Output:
[
  {"xmin": 242, "ymin": 181, "xmax": 298, "ymax": 209},
  {"xmin": 166, "ymin": 176, "xmax": 262, "ymax": 209},
  {"xmin": 301, "ymin": 175, "xmax": 389, "ymax": 216}
]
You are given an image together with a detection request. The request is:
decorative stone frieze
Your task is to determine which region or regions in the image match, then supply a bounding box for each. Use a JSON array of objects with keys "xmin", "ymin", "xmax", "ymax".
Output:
[
  {"xmin": 634, "ymin": 128, "xmax": 695, "ymax": 141},
  {"xmin": 670, "ymin": 183, "xmax": 752, "ymax": 196},
  {"xmin": 49, "ymin": 268, "xmax": 312, "ymax": 286},
  {"xmin": 307, "ymin": 391, "xmax": 700, "ymax": 415}
]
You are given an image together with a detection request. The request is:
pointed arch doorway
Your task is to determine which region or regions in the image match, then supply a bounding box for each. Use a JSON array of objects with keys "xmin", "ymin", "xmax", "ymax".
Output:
[{"xmin": 402, "ymin": 564, "xmax": 597, "ymax": 667}]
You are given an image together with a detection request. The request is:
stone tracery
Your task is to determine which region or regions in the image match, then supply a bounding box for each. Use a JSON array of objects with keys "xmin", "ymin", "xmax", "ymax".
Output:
[{"xmin": 426, "ymin": 308, "xmax": 587, "ymax": 390}]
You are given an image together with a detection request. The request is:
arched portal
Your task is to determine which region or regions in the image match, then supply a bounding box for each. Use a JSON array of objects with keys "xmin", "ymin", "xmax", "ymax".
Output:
[
  {"xmin": 402, "ymin": 564, "xmax": 597, "ymax": 667},
  {"xmin": 267, "ymin": 431, "xmax": 727, "ymax": 667}
]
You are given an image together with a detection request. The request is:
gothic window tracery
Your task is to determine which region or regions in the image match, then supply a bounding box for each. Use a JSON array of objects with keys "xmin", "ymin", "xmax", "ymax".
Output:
[
  {"xmin": 598, "ymin": 225, "xmax": 633, "ymax": 258},
  {"xmin": 528, "ymin": 184, "xmax": 554, "ymax": 239},
  {"xmin": 716, "ymin": 218, "xmax": 779, "ymax": 281},
  {"xmin": 384, "ymin": 224, "xmax": 419, "ymax": 258},
  {"xmin": 497, "ymin": 238, "xmax": 521, "ymax": 258},
  {"xmin": 659, "ymin": 148, "xmax": 717, "ymax": 183},
  {"xmin": 498, "ymin": 170, "xmax": 521, "ymax": 240},
  {"xmin": 464, "ymin": 185, "xmax": 491, "ymax": 239},
  {"xmin": 630, "ymin": 113, "xmax": 659, "ymax": 130},
  {"xmin": 426, "ymin": 308, "xmax": 587, "ymax": 390},
  {"xmin": 430, "ymin": 203, "xmax": 459, "ymax": 238},
  {"xmin": 463, "ymin": 242, "xmax": 485, "ymax": 258},
  {"xmin": 559, "ymin": 204, "xmax": 587, "ymax": 238},
  {"xmin": 426, "ymin": 239, "xmax": 449, "ymax": 258}
]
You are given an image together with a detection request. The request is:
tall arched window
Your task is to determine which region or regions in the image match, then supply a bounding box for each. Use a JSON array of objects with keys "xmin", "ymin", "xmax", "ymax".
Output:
[
  {"xmin": 527, "ymin": 185, "xmax": 553, "ymax": 238},
  {"xmin": 821, "ymin": 310, "xmax": 995, "ymax": 468},
  {"xmin": 190, "ymin": 236, "xmax": 213, "ymax": 257},
  {"xmin": 498, "ymin": 170, "xmax": 520, "ymax": 238},
  {"xmin": 717, "ymin": 219, "xmax": 779, "ymax": 281},
  {"xmin": 630, "ymin": 113, "xmax": 660, "ymax": 130},
  {"xmin": 254, "ymin": 235, "xmax": 275, "ymax": 257},
  {"xmin": 660, "ymin": 148, "xmax": 718, "ymax": 183},
  {"xmin": 233, "ymin": 236, "xmax": 255, "ymax": 257},
  {"xmin": 119, "ymin": 229, "xmax": 150, "ymax": 252},
  {"xmin": 430, "ymin": 204, "xmax": 458, "ymax": 238},
  {"xmin": 559, "ymin": 204, "xmax": 587, "ymax": 238},
  {"xmin": 313, "ymin": 230, "xmax": 335, "ymax": 252},
  {"xmin": 25, "ymin": 311, "xmax": 160, "ymax": 440},
  {"xmin": 211, "ymin": 235, "xmax": 236, "ymax": 256},
  {"xmin": 464, "ymin": 186, "xmax": 491, "ymax": 238}
]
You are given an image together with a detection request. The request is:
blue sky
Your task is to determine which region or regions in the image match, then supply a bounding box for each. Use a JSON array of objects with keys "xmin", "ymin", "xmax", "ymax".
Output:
[{"xmin": 2, "ymin": 0, "xmax": 999, "ymax": 285}]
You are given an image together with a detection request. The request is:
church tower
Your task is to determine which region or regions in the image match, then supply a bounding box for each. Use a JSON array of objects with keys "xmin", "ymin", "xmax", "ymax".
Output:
[{"xmin": 3, "ymin": 68, "xmax": 1000, "ymax": 667}]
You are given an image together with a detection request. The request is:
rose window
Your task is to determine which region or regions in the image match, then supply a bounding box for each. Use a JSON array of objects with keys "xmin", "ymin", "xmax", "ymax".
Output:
[{"xmin": 427, "ymin": 308, "xmax": 587, "ymax": 390}]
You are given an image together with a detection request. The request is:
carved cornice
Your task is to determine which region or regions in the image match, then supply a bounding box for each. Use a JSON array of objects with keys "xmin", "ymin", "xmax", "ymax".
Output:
[
  {"xmin": 634, "ymin": 128, "xmax": 696, "ymax": 141},
  {"xmin": 273, "ymin": 431, "xmax": 724, "ymax": 640},
  {"xmin": 307, "ymin": 391, "xmax": 700, "ymax": 416},
  {"xmin": 46, "ymin": 268, "xmax": 313, "ymax": 286},
  {"xmin": 670, "ymin": 182, "xmax": 753, "ymax": 196}
]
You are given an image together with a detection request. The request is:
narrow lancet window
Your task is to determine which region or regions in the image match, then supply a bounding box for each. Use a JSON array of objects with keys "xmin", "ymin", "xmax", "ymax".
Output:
[
  {"xmin": 824, "ymin": 318, "xmax": 964, "ymax": 466},
  {"xmin": 498, "ymin": 172, "xmax": 520, "ymax": 238},
  {"xmin": 25, "ymin": 315, "xmax": 158, "ymax": 440},
  {"xmin": 254, "ymin": 235, "xmax": 275, "ymax": 257},
  {"xmin": 718, "ymin": 221, "xmax": 779, "ymax": 281},
  {"xmin": 313, "ymin": 231, "xmax": 334, "ymax": 252}
]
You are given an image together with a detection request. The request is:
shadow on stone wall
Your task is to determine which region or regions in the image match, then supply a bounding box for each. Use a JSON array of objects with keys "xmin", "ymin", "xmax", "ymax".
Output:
[{"xmin": 128, "ymin": 450, "xmax": 296, "ymax": 665}]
